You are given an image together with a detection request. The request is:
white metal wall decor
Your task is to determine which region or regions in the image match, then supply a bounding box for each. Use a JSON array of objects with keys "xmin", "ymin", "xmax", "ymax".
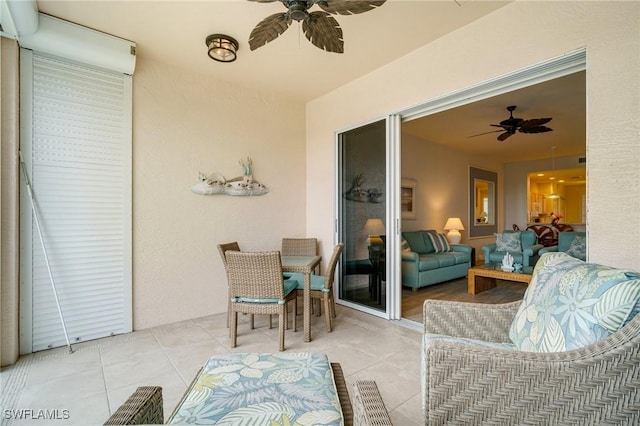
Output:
[{"xmin": 191, "ymin": 157, "xmax": 269, "ymax": 196}]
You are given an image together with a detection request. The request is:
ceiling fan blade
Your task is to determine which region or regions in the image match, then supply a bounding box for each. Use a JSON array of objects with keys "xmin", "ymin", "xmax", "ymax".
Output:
[
  {"xmin": 519, "ymin": 126, "xmax": 553, "ymax": 134},
  {"xmin": 317, "ymin": 0, "xmax": 386, "ymax": 15},
  {"xmin": 468, "ymin": 129, "xmax": 504, "ymax": 138},
  {"xmin": 520, "ymin": 117, "xmax": 552, "ymax": 127},
  {"xmin": 497, "ymin": 132, "xmax": 513, "ymax": 141},
  {"xmin": 248, "ymin": 12, "xmax": 292, "ymax": 51},
  {"xmin": 303, "ymin": 11, "xmax": 343, "ymax": 53}
]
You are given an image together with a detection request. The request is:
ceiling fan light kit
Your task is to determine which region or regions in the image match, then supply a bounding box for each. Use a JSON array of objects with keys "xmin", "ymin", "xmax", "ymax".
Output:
[
  {"xmin": 206, "ymin": 34, "xmax": 239, "ymax": 62},
  {"xmin": 247, "ymin": 0, "xmax": 386, "ymax": 54}
]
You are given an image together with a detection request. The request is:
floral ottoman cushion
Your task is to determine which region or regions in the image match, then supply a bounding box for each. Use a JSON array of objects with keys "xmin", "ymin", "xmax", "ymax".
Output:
[{"xmin": 168, "ymin": 352, "xmax": 343, "ymax": 425}]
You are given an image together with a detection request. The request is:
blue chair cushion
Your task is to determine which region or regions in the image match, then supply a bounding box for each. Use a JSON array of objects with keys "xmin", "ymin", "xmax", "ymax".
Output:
[
  {"xmin": 288, "ymin": 273, "xmax": 330, "ymax": 292},
  {"xmin": 231, "ymin": 278, "xmax": 298, "ymax": 304}
]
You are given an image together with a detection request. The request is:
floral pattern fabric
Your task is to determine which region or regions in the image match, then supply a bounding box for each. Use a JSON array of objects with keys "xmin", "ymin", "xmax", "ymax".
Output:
[
  {"xmin": 509, "ymin": 252, "xmax": 640, "ymax": 353},
  {"xmin": 169, "ymin": 352, "xmax": 343, "ymax": 425}
]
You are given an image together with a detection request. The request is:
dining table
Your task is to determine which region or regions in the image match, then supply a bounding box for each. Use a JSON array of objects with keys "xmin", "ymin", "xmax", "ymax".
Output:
[{"xmin": 281, "ymin": 255, "xmax": 322, "ymax": 342}]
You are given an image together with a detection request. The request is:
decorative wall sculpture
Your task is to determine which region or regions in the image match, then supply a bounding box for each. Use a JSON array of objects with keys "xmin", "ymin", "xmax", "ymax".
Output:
[{"xmin": 191, "ymin": 157, "xmax": 268, "ymax": 196}]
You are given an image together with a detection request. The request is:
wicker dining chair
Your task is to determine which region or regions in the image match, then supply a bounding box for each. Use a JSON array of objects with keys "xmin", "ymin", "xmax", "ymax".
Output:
[
  {"xmin": 226, "ymin": 251, "xmax": 298, "ymax": 351},
  {"xmin": 217, "ymin": 242, "xmax": 250, "ymax": 332},
  {"xmin": 281, "ymin": 237, "xmax": 320, "ymax": 274},
  {"xmin": 290, "ymin": 242, "xmax": 344, "ymax": 332}
]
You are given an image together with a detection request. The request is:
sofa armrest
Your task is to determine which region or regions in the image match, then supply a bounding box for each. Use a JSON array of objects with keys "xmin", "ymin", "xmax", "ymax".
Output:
[
  {"xmin": 523, "ymin": 243, "xmax": 544, "ymax": 256},
  {"xmin": 104, "ymin": 386, "xmax": 164, "ymax": 425},
  {"xmin": 423, "ymin": 299, "xmax": 519, "ymax": 342},
  {"xmin": 539, "ymin": 245, "xmax": 558, "ymax": 255},
  {"xmin": 401, "ymin": 250, "xmax": 418, "ymax": 262},
  {"xmin": 450, "ymin": 244, "xmax": 472, "ymax": 254},
  {"xmin": 481, "ymin": 244, "xmax": 497, "ymax": 263},
  {"xmin": 352, "ymin": 381, "xmax": 392, "ymax": 426}
]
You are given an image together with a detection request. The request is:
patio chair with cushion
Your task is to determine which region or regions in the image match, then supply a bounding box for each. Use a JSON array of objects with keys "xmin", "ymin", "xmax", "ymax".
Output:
[
  {"xmin": 281, "ymin": 237, "xmax": 319, "ymax": 275},
  {"xmin": 226, "ymin": 251, "xmax": 298, "ymax": 351},
  {"xmin": 421, "ymin": 252, "xmax": 640, "ymax": 424},
  {"xmin": 217, "ymin": 241, "xmax": 244, "ymax": 331},
  {"xmin": 289, "ymin": 242, "xmax": 344, "ymax": 332}
]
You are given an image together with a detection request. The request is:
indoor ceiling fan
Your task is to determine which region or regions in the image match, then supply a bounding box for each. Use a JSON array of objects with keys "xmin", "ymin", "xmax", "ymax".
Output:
[
  {"xmin": 247, "ymin": 0, "xmax": 386, "ymax": 54},
  {"xmin": 469, "ymin": 105, "xmax": 553, "ymax": 141}
]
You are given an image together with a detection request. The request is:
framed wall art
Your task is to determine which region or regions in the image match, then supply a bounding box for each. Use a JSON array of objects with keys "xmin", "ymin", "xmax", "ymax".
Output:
[{"xmin": 401, "ymin": 178, "xmax": 417, "ymax": 219}]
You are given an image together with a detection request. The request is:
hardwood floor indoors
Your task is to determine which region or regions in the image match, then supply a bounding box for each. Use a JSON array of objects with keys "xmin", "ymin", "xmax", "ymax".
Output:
[{"xmin": 402, "ymin": 278, "xmax": 527, "ymax": 323}]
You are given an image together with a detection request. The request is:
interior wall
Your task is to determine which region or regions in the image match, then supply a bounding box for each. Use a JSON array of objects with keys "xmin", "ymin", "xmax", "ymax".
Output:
[
  {"xmin": 307, "ymin": 0, "xmax": 640, "ymax": 271},
  {"xmin": 401, "ymin": 132, "xmax": 503, "ymax": 258},
  {"xmin": 131, "ymin": 58, "xmax": 306, "ymax": 329},
  {"xmin": 0, "ymin": 38, "xmax": 20, "ymax": 367}
]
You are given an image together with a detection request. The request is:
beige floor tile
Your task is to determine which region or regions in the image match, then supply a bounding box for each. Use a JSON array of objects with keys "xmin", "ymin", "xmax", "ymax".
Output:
[
  {"xmin": 4, "ymin": 309, "xmax": 426, "ymax": 425},
  {"xmin": 17, "ymin": 367, "xmax": 106, "ymax": 408}
]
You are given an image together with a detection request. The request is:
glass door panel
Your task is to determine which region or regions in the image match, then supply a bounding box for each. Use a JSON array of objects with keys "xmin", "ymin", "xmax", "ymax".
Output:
[{"xmin": 337, "ymin": 119, "xmax": 387, "ymax": 314}]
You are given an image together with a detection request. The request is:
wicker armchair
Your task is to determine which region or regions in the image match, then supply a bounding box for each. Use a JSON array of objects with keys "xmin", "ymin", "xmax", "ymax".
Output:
[
  {"xmin": 421, "ymin": 299, "xmax": 640, "ymax": 425},
  {"xmin": 226, "ymin": 251, "xmax": 298, "ymax": 351},
  {"xmin": 103, "ymin": 386, "xmax": 163, "ymax": 425}
]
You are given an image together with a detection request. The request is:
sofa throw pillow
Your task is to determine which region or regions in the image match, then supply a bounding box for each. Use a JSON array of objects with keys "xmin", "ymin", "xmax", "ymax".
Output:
[
  {"xmin": 509, "ymin": 252, "xmax": 640, "ymax": 353},
  {"xmin": 565, "ymin": 235, "xmax": 586, "ymax": 261},
  {"xmin": 428, "ymin": 233, "xmax": 451, "ymax": 253},
  {"xmin": 495, "ymin": 232, "xmax": 521, "ymax": 252},
  {"xmin": 400, "ymin": 238, "xmax": 412, "ymax": 252}
]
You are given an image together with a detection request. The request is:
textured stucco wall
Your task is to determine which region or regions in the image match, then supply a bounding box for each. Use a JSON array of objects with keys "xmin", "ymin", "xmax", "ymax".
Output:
[
  {"xmin": 307, "ymin": 1, "xmax": 640, "ymax": 270},
  {"xmin": 132, "ymin": 58, "xmax": 306, "ymax": 329},
  {"xmin": 1, "ymin": 38, "xmax": 20, "ymax": 366}
]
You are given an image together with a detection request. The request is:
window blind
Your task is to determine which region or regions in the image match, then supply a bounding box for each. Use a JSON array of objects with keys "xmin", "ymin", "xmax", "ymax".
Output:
[{"xmin": 21, "ymin": 51, "xmax": 132, "ymax": 352}]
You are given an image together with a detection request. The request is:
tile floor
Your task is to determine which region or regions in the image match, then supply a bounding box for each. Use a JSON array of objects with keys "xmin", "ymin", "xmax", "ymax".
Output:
[{"xmin": 1, "ymin": 306, "xmax": 423, "ymax": 425}]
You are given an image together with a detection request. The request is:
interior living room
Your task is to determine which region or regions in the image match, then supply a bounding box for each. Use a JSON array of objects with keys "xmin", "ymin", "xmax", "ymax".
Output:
[{"xmin": 1, "ymin": 1, "xmax": 638, "ymax": 424}]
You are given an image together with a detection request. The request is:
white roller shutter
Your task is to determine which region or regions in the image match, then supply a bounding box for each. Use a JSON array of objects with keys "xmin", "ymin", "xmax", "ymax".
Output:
[{"xmin": 20, "ymin": 50, "xmax": 132, "ymax": 353}]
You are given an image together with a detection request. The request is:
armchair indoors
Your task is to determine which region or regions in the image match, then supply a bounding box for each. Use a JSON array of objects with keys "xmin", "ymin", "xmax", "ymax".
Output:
[
  {"xmin": 539, "ymin": 231, "xmax": 586, "ymax": 260},
  {"xmin": 482, "ymin": 230, "xmax": 543, "ymax": 267},
  {"xmin": 420, "ymin": 252, "xmax": 640, "ymax": 424}
]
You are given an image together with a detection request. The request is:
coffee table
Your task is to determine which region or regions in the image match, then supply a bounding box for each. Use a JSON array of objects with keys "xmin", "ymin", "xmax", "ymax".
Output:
[{"xmin": 467, "ymin": 263, "xmax": 533, "ymax": 295}]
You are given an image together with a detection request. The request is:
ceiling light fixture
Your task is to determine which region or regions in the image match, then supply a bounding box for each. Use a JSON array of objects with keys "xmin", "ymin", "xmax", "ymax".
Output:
[
  {"xmin": 545, "ymin": 146, "xmax": 561, "ymax": 199},
  {"xmin": 205, "ymin": 34, "xmax": 238, "ymax": 63}
]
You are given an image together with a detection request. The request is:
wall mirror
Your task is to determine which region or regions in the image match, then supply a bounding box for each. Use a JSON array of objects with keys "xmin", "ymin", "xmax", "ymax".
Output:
[{"xmin": 469, "ymin": 166, "xmax": 497, "ymax": 238}]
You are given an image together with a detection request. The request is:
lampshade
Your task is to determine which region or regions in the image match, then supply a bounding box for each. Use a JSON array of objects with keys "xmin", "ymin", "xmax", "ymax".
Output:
[
  {"xmin": 444, "ymin": 217, "xmax": 464, "ymax": 231},
  {"xmin": 363, "ymin": 218, "xmax": 386, "ymax": 236},
  {"xmin": 206, "ymin": 34, "xmax": 238, "ymax": 63}
]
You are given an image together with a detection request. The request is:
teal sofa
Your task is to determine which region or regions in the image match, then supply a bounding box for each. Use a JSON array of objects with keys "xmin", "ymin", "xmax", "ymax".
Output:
[{"xmin": 401, "ymin": 230, "xmax": 472, "ymax": 290}]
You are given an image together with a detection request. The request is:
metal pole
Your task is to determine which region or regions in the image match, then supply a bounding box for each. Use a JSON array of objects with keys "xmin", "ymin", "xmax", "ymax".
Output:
[{"xmin": 19, "ymin": 151, "xmax": 73, "ymax": 354}]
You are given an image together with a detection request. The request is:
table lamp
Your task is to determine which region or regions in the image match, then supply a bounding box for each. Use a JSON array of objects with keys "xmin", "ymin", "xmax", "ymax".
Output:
[
  {"xmin": 444, "ymin": 217, "xmax": 464, "ymax": 244},
  {"xmin": 363, "ymin": 218, "xmax": 385, "ymax": 246}
]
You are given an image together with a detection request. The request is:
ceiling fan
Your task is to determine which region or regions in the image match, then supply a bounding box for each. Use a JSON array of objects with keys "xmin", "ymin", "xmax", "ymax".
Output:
[
  {"xmin": 247, "ymin": 0, "xmax": 386, "ymax": 54},
  {"xmin": 469, "ymin": 105, "xmax": 553, "ymax": 141}
]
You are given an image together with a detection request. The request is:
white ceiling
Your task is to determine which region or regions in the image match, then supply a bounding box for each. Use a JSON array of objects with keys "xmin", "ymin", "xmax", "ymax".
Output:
[
  {"xmin": 35, "ymin": 0, "xmax": 585, "ymax": 166},
  {"xmin": 36, "ymin": 0, "xmax": 511, "ymax": 102}
]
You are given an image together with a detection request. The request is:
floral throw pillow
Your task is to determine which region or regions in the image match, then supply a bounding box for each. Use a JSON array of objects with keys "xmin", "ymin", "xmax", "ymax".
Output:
[
  {"xmin": 565, "ymin": 235, "xmax": 586, "ymax": 261},
  {"xmin": 496, "ymin": 232, "xmax": 521, "ymax": 252},
  {"xmin": 509, "ymin": 252, "xmax": 640, "ymax": 352},
  {"xmin": 428, "ymin": 233, "xmax": 451, "ymax": 253}
]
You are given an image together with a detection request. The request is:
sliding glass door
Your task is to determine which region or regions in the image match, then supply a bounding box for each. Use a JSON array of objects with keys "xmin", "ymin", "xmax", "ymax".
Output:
[{"xmin": 336, "ymin": 116, "xmax": 401, "ymax": 319}]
